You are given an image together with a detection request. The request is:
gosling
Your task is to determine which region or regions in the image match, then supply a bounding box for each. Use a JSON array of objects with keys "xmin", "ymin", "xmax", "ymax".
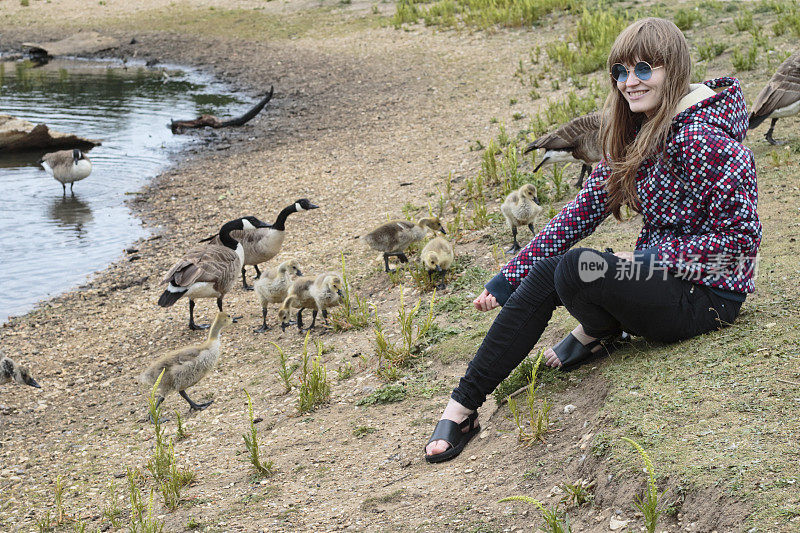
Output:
[
  {"xmin": 278, "ymin": 273, "xmax": 344, "ymax": 331},
  {"xmin": 0, "ymin": 355, "xmax": 41, "ymax": 388},
  {"xmin": 362, "ymin": 217, "xmax": 446, "ymax": 272},
  {"xmin": 501, "ymin": 184, "xmax": 542, "ymax": 254},
  {"xmin": 420, "ymin": 236, "xmax": 454, "ymax": 289},
  {"xmin": 252, "ymin": 259, "xmax": 303, "ymax": 333},
  {"xmin": 139, "ymin": 312, "xmax": 233, "ymax": 411}
]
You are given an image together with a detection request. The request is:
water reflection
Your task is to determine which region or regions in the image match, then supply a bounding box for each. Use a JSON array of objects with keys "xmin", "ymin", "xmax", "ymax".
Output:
[
  {"xmin": 46, "ymin": 195, "xmax": 93, "ymax": 237},
  {"xmin": 0, "ymin": 58, "xmax": 249, "ymax": 322}
]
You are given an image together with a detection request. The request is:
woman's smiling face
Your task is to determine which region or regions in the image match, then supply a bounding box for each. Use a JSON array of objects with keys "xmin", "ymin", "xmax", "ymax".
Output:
[{"xmin": 616, "ymin": 62, "xmax": 666, "ymax": 117}]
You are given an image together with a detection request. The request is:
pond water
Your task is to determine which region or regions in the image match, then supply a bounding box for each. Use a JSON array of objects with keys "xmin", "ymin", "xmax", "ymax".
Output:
[{"xmin": 0, "ymin": 58, "xmax": 248, "ymax": 323}]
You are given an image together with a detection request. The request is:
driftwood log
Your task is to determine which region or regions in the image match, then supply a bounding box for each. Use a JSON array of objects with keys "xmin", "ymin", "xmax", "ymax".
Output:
[{"xmin": 170, "ymin": 86, "xmax": 274, "ymax": 134}]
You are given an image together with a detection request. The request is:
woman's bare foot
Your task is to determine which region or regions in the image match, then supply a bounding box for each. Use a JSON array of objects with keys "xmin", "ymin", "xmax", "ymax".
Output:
[
  {"xmin": 544, "ymin": 324, "xmax": 601, "ymax": 368},
  {"xmin": 425, "ymin": 399, "xmax": 478, "ymax": 457}
]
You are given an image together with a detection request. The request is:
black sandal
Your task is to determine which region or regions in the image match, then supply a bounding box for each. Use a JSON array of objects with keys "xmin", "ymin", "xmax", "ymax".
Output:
[
  {"xmin": 424, "ymin": 411, "xmax": 480, "ymax": 464},
  {"xmin": 552, "ymin": 332, "xmax": 630, "ymax": 372}
]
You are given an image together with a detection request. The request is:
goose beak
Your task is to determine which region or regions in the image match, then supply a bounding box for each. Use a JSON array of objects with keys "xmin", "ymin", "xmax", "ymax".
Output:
[
  {"xmin": 534, "ymin": 199, "xmax": 541, "ymax": 206},
  {"xmin": 27, "ymin": 377, "xmax": 41, "ymax": 389},
  {"xmin": 440, "ymin": 228, "xmax": 447, "ymax": 235},
  {"xmin": 307, "ymin": 203, "xmax": 319, "ymax": 209},
  {"xmin": 337, "ymin": 289, "xmax": 344, "ymax": 298},
  {"xmin": 435, "ymin": 265, "xmax": 443, "ymax": 272},
  {"xmin": 296, "ymin": 269, "xmax": 304, "ymax": 277}
]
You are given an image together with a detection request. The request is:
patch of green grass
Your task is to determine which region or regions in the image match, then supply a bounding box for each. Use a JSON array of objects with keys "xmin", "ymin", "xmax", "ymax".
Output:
[
  {"xmin": 731, "ymin": 40, "xmax": 759, "ymax": 71},
  {"xmin": 392, "ymin": 0, "xmax": 581, "ymax": 30},
  {"xmin": 696, "ymin": 39, "xmax": 726, "ymax": 61},
  {"xmin": 674, "ymin": 7, "xmax": 701, "ymax": 30},
  {"xmin": 546, "ymin": 6, "xmax": 629, "ymax": 75},
  {"xmin": 357, "ymin": 384, "xmax": 407, "ymax": 405},
  {"xmin": 353, "ymin": 425, "xmax": 378, "ymax": 438}
]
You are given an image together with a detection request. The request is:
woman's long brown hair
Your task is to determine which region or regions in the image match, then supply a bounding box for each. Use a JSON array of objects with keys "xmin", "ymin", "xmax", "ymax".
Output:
[{"xmin": 601, "ymin": 18, "xmax": 691, "ymax": 220}]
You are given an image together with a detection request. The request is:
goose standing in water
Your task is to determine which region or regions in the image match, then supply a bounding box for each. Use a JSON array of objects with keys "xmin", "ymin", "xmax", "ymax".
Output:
[
  {"xmin": 233, "ymin": 199, "xmax": 318, "ymax": 290},
  {"xmin": 139, "ymin": 312, "xmax": 233, "ymax": 411},
  {"xmin": 749, "ymin": 52, "xmax": 800, "ymax": 145},
  {"xmin": 39, "ymin": 149, "xmax": 92, "ymax": 195},
  {"xmin": 158, "ymin": 216, "xmax": 270, "ymax": 330},
  {"xmin": 1, "ymin": 355, "xmax": 41, "ymax": 388},
  {"xmin": 363, "ymin": 217, "xmax": 446, "ymax": 272},
  {"xmin": 524, "ymin": 112, "xmax": 601, "ymax": 189}
]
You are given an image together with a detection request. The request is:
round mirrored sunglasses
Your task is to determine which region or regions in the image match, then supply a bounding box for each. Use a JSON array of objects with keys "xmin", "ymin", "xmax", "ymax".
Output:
[{"xmin": 610, "ymin": 61, "xmax": 664, "ymax": 83}]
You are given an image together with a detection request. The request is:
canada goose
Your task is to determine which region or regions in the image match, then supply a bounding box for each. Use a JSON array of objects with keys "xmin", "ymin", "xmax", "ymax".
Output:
[
  {"xmin": 0, "ymin": 355, "xmax": 41, "ymax": 388},
  {"xmin": 501, "ymin": 184, "xmax": 543, "ymax": 255},
  {"xmin": 158, "ymin": 216, "xmax": 270, "ymax": 330},
  {"xmin": 362, "ymin": 217, "xmax": 446, "ymax": 272},
  {"xmin": 39, "ymin": 149, "xmax": 92, "ymax": 195},
  {"xmin": 253, "ymin": 259, "xmax": 303, "ymax": 333},
  {"xmin": 139, "ymin": 312, "xmax": 233, "ymax": 411},
  {"xmin": 232, "ymin": 198, "xmax": 319, "ymax": 290},
  {"xmin": 278, "ymin": 273, "xmax": 344, "ymax": 331},
  {"xmin": 420, "ymin": 236, "xmax": 454, "ymax": 289},
  {"xmin": 749, "ymin": 52, "xmax": 800, "ymax": 145},
  {"xmin": 523, "ymin": 112, "xmax": 601, "ymax": 189}
]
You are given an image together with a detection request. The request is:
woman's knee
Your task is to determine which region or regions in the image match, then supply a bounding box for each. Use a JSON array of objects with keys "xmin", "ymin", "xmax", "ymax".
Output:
[{"xmin": 554, "ymin": 247, "xmax": 596, "ymax": 302}]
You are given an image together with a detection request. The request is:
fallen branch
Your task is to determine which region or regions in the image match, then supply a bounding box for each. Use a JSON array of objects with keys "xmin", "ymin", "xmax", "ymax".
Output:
[{"xmin": 170, "ymin": 86, "xmax": 274, "ymax": 134}]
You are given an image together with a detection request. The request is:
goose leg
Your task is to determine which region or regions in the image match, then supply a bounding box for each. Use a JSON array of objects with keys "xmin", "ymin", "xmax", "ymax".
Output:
[
  {"xmin": 528, "ymin": 223, "xmax": 536, "ymax": 234},
  {"xmin": 295, "ymin": 309, "xmax": 304, "ymax": 331},
  {"xmin": 241, "ymin": 267, "xmax": 253, "ymax": 290},
  {"xmin": 304, "ymin": 309, "xmax": 318, "ymax": 331},
  {"xmin": 70, "ymin": 182, "xmax": 75, "ymax": 196},
  {"xmin": 253, "ymin": 265, "xmax": 261, "ymax": 278},
  {"xmin": 383, "ymin": 253, "xmax": 392, "ymax": 273},
  {"xmin": 506, "ymin": 226, "xmax": 522, "ymax": 255},
  {"xmin": 765, "ymin": 118, "xmax": 784, "ymax": 145},
  {"xmin": 577, "ymin": 164, "xmax": 591, "ymax": 189},
  {"xmin": 322, "ymin": 309, "xmax": 329, "ymax": 324},
  {"xmin": 254, "ymin": 307, "xmax": 270, "ymax": 333},
  {"xmin": 180, "ymin": 390, "xmax": 213, "ymax": 411},
  {"xmin": 398, "ymin": 253, "xmax": 410, "ymax": 263},
  {"xmin": 188, "ymin": 300, "xmax": 209, "ymax": 330},
  {"xmin": 61, "ymin": 182, "xmax": 67, "ymax": 196}
]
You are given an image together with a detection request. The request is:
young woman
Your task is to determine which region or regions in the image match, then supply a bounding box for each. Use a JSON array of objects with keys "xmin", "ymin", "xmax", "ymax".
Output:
[{"xmin": 425, "ymin": 18, "xmax": 761, "ymax": 463}]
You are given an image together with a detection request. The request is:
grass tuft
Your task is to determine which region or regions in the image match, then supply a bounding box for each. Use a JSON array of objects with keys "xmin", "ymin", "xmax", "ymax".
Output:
[
  {"xmin": 243, "ymin": 389, "xmax": 275, "ymax": 478},
  {"xmin": 621, "ymin": 437, "xmax": 664, "ymax": 533}
]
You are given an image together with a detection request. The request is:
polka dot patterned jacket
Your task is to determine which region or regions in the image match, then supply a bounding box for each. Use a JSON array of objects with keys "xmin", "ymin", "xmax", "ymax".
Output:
[{"xmin": 494, "ymin": 77, "xmax": 762, "ymax": 301}]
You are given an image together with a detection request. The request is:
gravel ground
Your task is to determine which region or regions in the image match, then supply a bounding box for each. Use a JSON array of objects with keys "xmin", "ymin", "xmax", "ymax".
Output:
[{"xmin": 0, "ymin": 2, "xmax": 761, "ymax": 531}]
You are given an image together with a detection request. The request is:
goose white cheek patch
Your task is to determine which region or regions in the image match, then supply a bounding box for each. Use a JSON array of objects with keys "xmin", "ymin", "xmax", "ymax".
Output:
[
  {"xmin": 242, "ymin": 219, "xmax": 256, "ymax": 230},
  {"xmin": 295, "ymin": 203, "xmax": 305, "ymax": 212}
]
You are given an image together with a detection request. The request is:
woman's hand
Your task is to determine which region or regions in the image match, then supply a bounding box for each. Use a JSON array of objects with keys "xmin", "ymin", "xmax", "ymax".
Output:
[
  {"xmin": 473, "ymin": 289, "xmax": 499, "ymax": 312},
  {"xmin": 613, "ymin": 251, "xmax": 635, "ymax": 261}
]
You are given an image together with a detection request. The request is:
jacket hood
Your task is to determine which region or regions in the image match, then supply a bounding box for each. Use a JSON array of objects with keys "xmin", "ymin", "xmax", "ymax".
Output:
[{"xmin": 671, "ymin": 77, "xmax": 749, "ymax": 142}]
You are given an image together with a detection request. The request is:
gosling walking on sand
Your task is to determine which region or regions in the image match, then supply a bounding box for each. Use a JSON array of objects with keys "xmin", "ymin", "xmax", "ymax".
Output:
[
  {"xmin": 363, "ymin": 217, "xmax": 446, "ymax": 272},
  {"xmin": 139, "ymin": 312, "xmax": 233, "ymax": 411}
]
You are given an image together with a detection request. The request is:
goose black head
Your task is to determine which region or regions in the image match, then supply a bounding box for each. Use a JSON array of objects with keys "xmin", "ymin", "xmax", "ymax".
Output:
[
  {"xmin": 240, "ymin": 216, "xmax": 271, "ymax": 230},
  {"xmin": 20, "ymin": 367, "xmax": 41, "ymax": 389},
  {"xmin": 293, "ymin": 199, "xmax": 319, "ymax": 212}
]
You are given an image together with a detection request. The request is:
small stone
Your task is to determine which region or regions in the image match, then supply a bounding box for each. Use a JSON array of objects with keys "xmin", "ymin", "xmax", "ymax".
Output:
[
  {"xmin": 609, "ymin": 517, "xmax": 629, "ymax": 530},
  {"xmin": 564, "ymin": 404, "xmax": 577, "ymax": 414}
]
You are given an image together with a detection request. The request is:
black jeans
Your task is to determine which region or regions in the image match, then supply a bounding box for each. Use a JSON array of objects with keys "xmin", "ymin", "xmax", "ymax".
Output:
[{"xmin": 451, "ymin": 247, "xmax": 742, "ymax": 410}]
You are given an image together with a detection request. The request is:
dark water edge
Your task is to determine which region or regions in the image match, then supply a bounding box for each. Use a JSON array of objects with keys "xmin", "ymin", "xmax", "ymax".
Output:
[{"xmin": 0, "ymin": 57, "xmax": 250, "ymax": 323}]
